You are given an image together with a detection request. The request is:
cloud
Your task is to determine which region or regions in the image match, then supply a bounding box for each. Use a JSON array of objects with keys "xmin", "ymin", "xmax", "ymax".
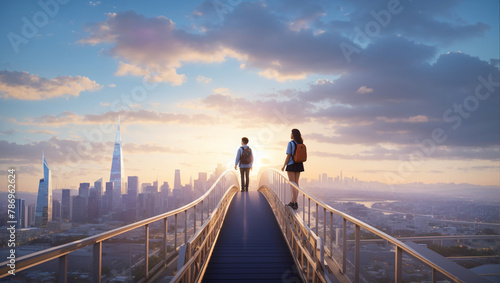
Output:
[
  {"xmin": 0, "ymin": 138, "xmax": 188, "ymax": 171},
  {"xmin": 114, "ymin": 61, "xmax": 186, "ymax": 85},
  {"xmin": 334, "ymin": 0, "xmax": 490, "ymax": 45},
  {"xmin": 12, "ymin": 109, "xmax": 219, "ymax": 126},
  {"xmin": 297, "ymin": 41, "xmax": 499, "ymax": 148},
  {"xmin": 356, "ymin": 86, "xmax": 373, "ymax": 94},
  {"xmin": 123, "ymin": 143, "xmax": 187, "ymax": 154},
  {"xmin": 309, "ymin": 144, "xmax": 499, "ymax": 161},
  {"xmin": 26, "ymin": 129, "xmax": 57, "ymax": 135},
  {"xmin": 80, "ymin": 11, "xmax": 240, "ymax": 85},
  {"xmin": 77, "ymin": 1, "xmax": 494, "ymax": 87},
  {"xmin": 79, "ymin": 4, "xmax": 359, "ymax": 83},
  {"xmin": 207, "ymin": 2, "xmax": 355, "ymax": 79},
  {"xmin": 0, "ymin": 137, "xmax": 109, "ymax": 165},
  {"xmin": 0, "ymin": 129, "xmax": 16, "ymax": 135},
  {"xmin": 196, "ymin": 75, "xmax": 212, "ymax": 84},
  {"xmin": 201, "ymin": 92, "xmax": 312, "ymax": 125},
  {"xmin": 0, "ymin": 70, "xmax": 102, "ymax": 100}
]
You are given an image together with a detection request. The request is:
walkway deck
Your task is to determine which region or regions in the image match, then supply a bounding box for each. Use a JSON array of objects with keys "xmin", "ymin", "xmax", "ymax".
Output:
[{"xmin": 202, "ymin": 191, "xmax": 298, "ymax": 282}]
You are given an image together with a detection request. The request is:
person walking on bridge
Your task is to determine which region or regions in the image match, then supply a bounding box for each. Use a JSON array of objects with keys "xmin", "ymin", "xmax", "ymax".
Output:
[
  {"xmin": 281, "ymin": 129, "xmax": 305, "ymax": 210},
  {"xmin": 235, "ymin": 137, "xmax": 253, "ymax": 192}
]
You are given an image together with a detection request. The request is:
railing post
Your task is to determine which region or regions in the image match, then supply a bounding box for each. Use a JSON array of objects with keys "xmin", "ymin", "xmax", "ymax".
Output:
[
  {"xmin": 308, "ymin": 197, "xmax": 311, "ymax": 227},
  {"xmin": 354, "ymin": 224, "xmax": 360, "ymax": 283},
  {"xmin": 145, "ymin": 224, "xmax": 150, "ymax": 278},
  {"xmin": 432, "ymin": 268, "xmax": 437, "ymax": 283},
  {"xmin": 302, "ymin": 194, "xmax": 305, "ymax": 221},
  {"xmin": 201, "ymin": 200, "xmax": 204, "ymax": 223},
  {"xmin": 315, "ymin": 203, "xmax": 319, "ymax": 235},
  {"xmin": 284, "ymin": 176, "xmax": 287, "ymax": 203},
  {"xmin": 342, "ymin": 217, "xmax": 347, "ymax": 275},
  {"xmin": 184, "ymin": 210, "xmax": 188, "ymax": 244},
  {"xmin": 164, "ymin": 218, "xmax": 168, "ymax": 261},
  {"xmin": 330, "ymin": 211, "xmax": 333, "ymax": 253},
  {"xmin": 93, "ymin": 242, "xmax": 102, "ymax": 283},
  {"xmin": 395, "ymin": 246, "xmax": 403, "ymax": 283},
  {"xmin": 59, "ymin": 255, "xmax": 68, "ymax": 283},
  {"xmin": 194, "ymin": 205, "xmax": 197, "ymax": 233},
  {"xmin": 323, "ymin": 207, "xmax": 327, "ymax": 246},
  {"xmin": 175, "ymin": 214, "xmax": 178, "ymax": 250}
]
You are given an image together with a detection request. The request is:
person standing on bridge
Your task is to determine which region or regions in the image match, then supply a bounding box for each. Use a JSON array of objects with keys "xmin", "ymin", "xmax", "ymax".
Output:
[
  {"xmin": 281, "ymin": 129, "xmax": 305, "ymax": 210},
  {"xmin": 235, "ymin": 137, "xmax": 253, "ymax": 192}
]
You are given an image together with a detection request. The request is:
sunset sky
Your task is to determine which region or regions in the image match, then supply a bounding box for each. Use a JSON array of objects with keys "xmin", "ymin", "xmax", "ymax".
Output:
[{"xmin": 0, "ymin": 0, "xmax": 499, "ymax": 193}]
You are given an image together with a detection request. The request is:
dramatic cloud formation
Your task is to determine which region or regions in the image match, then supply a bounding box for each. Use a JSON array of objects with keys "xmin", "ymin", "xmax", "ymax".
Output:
[
  {"xmin": 77, "ymin": 1, "xmax": 494, "ymax": 86},
  {"xmin": 194, "ymin": 41, "xmax": 498, "ymax": 160},
  {"xmin": 0, "ymin": 70, "xmax": 101, "ymax": 100},
  {"xmin": 80, "ymin": 11, "xmax": 242, "ymax": 85},
  {"xmin": 79, "ymin": 2, "xmax": 360, "ymax": 84}
]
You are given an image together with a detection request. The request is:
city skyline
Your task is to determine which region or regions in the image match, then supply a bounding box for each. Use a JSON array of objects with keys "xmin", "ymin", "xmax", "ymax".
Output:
[{"xmin": 0, "ymin": 0, "xmax": 499, "ymax": 192}]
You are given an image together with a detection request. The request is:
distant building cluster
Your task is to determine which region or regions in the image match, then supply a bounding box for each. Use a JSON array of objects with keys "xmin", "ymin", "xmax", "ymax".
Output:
[
  {"xmin": 13, "ymin": 118, "xmax": 226, "ymax": 231},
  {"xmin": 303, "ymin": 171, "xmax": 359, "ymax": 188}
]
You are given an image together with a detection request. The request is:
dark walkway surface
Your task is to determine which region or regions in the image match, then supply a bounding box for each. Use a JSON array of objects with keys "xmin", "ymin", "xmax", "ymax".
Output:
[{"xmin": 202, "ymin": 191, "xmax": 299, "ymax": 282}]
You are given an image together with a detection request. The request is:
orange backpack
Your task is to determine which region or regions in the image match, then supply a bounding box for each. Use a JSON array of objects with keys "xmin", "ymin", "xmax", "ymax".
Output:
[{"xmin": 292, "ymin": 141, "xmax": 307, "ymax": 163}]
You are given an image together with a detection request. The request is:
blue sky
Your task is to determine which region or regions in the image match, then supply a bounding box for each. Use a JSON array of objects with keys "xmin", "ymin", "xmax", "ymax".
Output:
[{"xmin": 0, "ymin": 0, "xmax": 499, "ymax": 192}]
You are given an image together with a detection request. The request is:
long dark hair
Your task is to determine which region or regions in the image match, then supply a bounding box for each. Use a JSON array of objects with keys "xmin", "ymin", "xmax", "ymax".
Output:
[{"xmin": 292, "ymin": 129, "xmax": 303, "ymax": 144}]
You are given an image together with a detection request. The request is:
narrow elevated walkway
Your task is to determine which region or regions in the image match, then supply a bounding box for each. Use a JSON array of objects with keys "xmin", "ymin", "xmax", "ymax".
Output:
[{"xmin": 202, "ymin": 191, "xmax": 298, "ymax": 282}]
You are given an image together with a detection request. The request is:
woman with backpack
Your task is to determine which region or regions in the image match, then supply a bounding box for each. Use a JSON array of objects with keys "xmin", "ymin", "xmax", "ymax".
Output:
[{"xmin": 281, "ymin": 129, "xmax": 305, "ymax": 210}]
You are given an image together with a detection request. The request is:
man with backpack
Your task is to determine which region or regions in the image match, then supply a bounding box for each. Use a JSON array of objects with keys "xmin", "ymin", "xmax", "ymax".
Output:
[{"xmin": 235, "ymin": 137, "xmax": 253, "ymax": 192}]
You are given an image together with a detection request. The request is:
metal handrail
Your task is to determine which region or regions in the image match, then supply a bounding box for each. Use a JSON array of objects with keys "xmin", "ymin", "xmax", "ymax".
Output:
[
  {"xmin": 258, "ymin": 169, "xmax": 471, "ymax": 283},
  {"xmin": 0, "ymin": 169, "xmax": 239, "ymax": 282}
]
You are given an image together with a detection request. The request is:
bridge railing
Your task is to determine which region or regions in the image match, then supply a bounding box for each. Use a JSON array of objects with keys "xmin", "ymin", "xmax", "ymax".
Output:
[
  {"xmin": 259, "ymin": 169, "xmax": 473, "ymax": 283},
  {"xmin": 0, "ymin": 169, "xmax": 239, "ymax": 283}
]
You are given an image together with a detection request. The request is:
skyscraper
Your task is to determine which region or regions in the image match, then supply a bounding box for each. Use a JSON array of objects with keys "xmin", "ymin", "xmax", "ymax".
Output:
[
  {"xmin": 52, "ymin": 199, "xmax": 61, "ymax": 221},
  {"xmin": 72, "ymin": 195, "xmax": 86, "ymax": 223},
  {"xmin": 61, "ymin": 189, "xmax": 71, "ymax": 221},
  {"xmin": 94, "ymin": 178, "xmax": 103, "ymax": 218},
  {"xmin": 14, "ymin": 199, "xmax": 26, "ymax": 229},
  {"xmin": 110, "ymin": 116, "xmax": 125, "ymax": 210},
  {"xmin": 94, "ymin": 178, "xmax": 103, "ymax": 197},
  {"xmin": 35, "ymin": 153, "xmax": 52, "ymax": 227},
  {"xmin": 88, "ymin": 188, "xmax": 99, "ymax": 223},
  {"xmin": 104, "ymin": 181, "xmax": 114, "ymax": 214},
  {"xmin": 128, "ymin": 176, "xmax": 139, "ymax": 202},
  {"xmin": 174, "ymin": 169, "xmax": 181, "ymax": 190},
  {"xmin": 79, "ymin": 183, "xmax": 90, "ymax": 199}
]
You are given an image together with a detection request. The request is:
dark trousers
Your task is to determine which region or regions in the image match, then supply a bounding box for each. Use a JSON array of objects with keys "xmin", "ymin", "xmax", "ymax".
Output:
[{"xmin": 239, "ymin": 168, "xmax": 250, "ymax": 191}]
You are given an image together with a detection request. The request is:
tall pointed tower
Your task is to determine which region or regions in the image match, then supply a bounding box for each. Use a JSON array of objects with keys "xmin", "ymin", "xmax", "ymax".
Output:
[
  {"xmin": 35, "ymin": 153, "xmax": 52, "ymax": 227},
  {"xmin": 110, "ymin": 116, "xmax": 125, "ymax": 210}
]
